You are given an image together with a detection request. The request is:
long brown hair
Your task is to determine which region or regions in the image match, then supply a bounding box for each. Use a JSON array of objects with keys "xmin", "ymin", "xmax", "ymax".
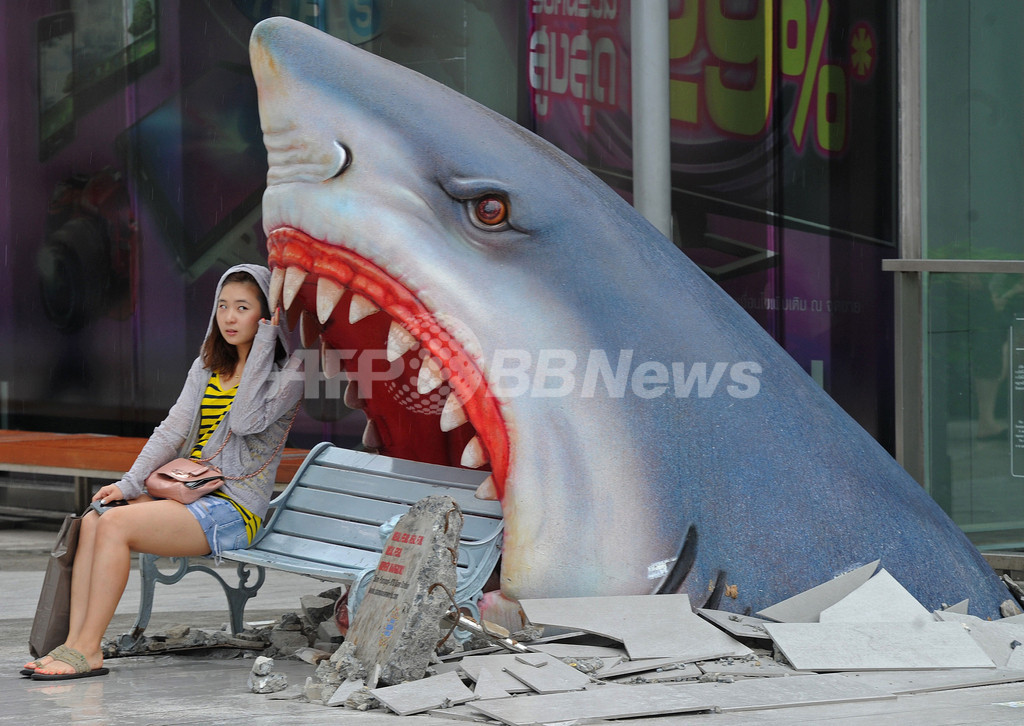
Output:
[{"xmin": 201, "ymin": 271, "xmax": 285, "ymax": 376}]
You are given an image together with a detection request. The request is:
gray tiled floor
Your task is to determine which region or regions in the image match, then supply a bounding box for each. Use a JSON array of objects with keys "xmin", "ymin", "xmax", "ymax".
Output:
[{"xmin": 4, "ymin": 525, "xmax": 1024, "ymax": 725}]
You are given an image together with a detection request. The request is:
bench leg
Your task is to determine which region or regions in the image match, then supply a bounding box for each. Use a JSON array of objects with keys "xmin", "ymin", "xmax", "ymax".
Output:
[{"xmin": 125, "ymin": 554, "xmax": 267, "ymax": 644}]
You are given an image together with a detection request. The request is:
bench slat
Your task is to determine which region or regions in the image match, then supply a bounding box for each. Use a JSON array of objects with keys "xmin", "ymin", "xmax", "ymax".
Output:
[
  {"xmin": 293, "ymin": 464, "xmax": 503, "ymax": 516},
  {"xmin": 279, "ymin": 487, "xmax": 502, "ymax": 543},
  {"xmin": 313, "ymin": 446, "xmax": 491, "ymax": 488}
]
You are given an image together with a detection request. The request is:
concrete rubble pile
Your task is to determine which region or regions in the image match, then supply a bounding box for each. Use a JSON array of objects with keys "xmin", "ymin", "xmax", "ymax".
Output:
[
  {"xmin": 104, "ymin": 585, "xmax": 345, "ymax": 661},
  {"xmin": 244, "ymin": 560, "xmax": 1024, "ymax": 723}
]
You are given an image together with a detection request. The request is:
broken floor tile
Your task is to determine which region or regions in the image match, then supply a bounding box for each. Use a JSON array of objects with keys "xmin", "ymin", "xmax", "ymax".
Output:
[
  {"xmin": 595, "ymin": 656, "xmax": 694, "ymax": 678},
  {"xmin": 427, "ymin": 704, "xmax": 497, "ymax": 722},
  {"xmin": 696, "ymin": 608, "xmax": 773, "ymax": 641},
  {"xmin": 818, "ymin": 569, "xmax": 932, "ymax": 624},
  {"xmin": 370, "ymin": 670, "xmax": 476, "ymax": 716},
  {"xmin": 696, "ymin": 654, "xmax": 804, "ymax": 678},
  {"xmin": 610, "ymin": 662, "xmax": 702, "ymax": 683},
  {"xmin": 459, "ymin": 655, "xmax": 534, "ymax": 693},
  {"xmin": 469, "ymin": 673, "xmax": 892, "ymax": 725},
  {"xmin": 764, "ymin": 621, "xmax": 994, "ymax": 671},
  {"xmin": 519, "ymin": 594, "xmax": 751, "ymax": 660},
  {"xmin": 528, "ymin": 643, "xmax": 628, "ymax": 659},
  {"xmin": 835, "ymin": 667, "xmax": 1024, "ymax": 694},
  {"xmin": 756, "ymin": 560, "xmax": 879, "ymax": 623},
  {"xmin": 503, "ymin": 654, "xmax": 593, "ymax": 693},
  {"xmin": 325, "ymin": 678, "xmax": 366, "ymax": 707},
  {"xmin": 473, "ymin": 667, "xmax": 513, "ymax": 700}
]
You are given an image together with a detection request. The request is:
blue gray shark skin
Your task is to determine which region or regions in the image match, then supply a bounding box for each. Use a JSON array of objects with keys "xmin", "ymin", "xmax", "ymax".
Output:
[{"xmin": 249, "ymin": 17, "xmax": 1011, "ymax": 618}]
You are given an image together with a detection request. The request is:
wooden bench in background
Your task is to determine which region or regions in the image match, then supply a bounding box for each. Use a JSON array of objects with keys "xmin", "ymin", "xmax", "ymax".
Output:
[
  {"xmin": 0, "ymin": 429, "xmax": 307, "ymax": 517},
  {"xmin": 129, "ymin": 442, "xmax": 504, "ymax": 640}
]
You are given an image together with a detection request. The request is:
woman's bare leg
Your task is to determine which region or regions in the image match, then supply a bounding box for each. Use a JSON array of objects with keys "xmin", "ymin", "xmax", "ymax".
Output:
[
  {"xmin": 34, "ymin": 499, "xmax": 210, "ymax": 675},
  {"xmin": 24, "ymin": 510, "xmax": 101, "ymax": 670}
]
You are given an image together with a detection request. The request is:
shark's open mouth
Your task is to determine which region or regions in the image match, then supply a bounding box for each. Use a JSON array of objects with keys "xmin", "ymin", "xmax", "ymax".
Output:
[{"xmin": 267, "ymin": 228, "xmax": 509, "ymax": 500}]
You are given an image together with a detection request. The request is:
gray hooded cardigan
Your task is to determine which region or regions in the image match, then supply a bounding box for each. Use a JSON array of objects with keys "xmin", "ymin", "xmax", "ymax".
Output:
[{"xmin": 114, "ymin": 264, "xmax": 304, "ymax": 521}]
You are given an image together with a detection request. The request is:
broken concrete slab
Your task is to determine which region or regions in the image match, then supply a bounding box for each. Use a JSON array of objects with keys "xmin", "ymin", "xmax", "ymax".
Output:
[
  {"xmin": 943, "ymin": 599, "xmax": 970, "ymax": 614},
  {"xmin": 818, "ymin": 569, "xmax": 932, "ymax": 624},
  {"xmin": 764, "ymin": 621, "xmax": 995, "ymax": 671},
  {"xmin": 370, "ymin": 670, "xmax": 476, "ymax": 715},
  {"xmin": 346, "ymin": 495, "xmax": 462, "ymax": 686},
  {"xmin": 697, "ymin": 608, "xmax": 774, "ymax": 641},
  {"xmin": 756, "ymin": 560, "xmax": 879, "ymax": 623},
  {"xmin": 503, "ymin": 653, "xmax": 593, "ymax": 693},
  {"xmin": 519, "ymin": 594, "xmax": 751, "ymax": 660}
]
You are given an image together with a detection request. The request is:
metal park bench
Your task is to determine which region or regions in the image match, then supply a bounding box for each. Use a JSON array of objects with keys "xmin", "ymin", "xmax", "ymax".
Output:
[{"xmin": 128, "ymin": 442, "xmax": 504, "ymax": 640}]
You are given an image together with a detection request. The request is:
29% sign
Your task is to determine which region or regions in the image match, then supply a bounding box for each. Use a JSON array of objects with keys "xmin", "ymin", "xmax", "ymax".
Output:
[{"xmin": 669, "ymin": 0, "xmax": 876, "ymax": 154}]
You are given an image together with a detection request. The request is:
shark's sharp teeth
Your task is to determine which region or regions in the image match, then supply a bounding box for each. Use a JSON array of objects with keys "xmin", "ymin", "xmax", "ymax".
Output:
[
  {"xmin": 316, "ymin": 276, "xmax": 345, "ymax": 325},
  {"xmin": 474, "ymin": 475, "xmax": 499, "ymax": 501},
  {"xmin": 348, "ymin": 293, "xmax": 380, "ymax": 324},
  {"xmin": 344, "ymin": 379, "xmax": 365, "ymax": 409},
  {"xmin": 440, "ymin": 393, "xmax": 467, "ymax": 432},
  {"xmin": 269, "ymin": 267, "xmax": 285, "ymax": 312},
  {"xmin": 460, "ymin": 436, "xmax": 489, "ymax": 468},
  {"xmin": 417, "ymin": 356, "xmax": 444, "ymax": 394},
  {"xmin": 386, "ymin": 321, "xmax": 418, "ymax": 361},
  {"xmin": 362, "ymin": 419, "xmax": 383, "ymax": 449},
  {"xmin": 283, "ymin": 266, "xmax": 308, "ymax": 310},
  {"xmin": 300, "ymin": 310, "xmax": 321, "ymax": 349},
  {"xmin": 321, "ymin": 340, "xmax": 343, "ymax": 379}
]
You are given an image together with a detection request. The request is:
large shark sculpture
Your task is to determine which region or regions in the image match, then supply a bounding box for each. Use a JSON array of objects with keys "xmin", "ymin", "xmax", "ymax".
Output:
[{"xmin": 248, "ymin": 17, "xmax": 1013, "ymax": 618}]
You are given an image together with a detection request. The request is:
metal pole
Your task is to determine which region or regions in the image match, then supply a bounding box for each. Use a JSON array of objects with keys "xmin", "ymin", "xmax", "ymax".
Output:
[{"xmin": 631, "ymin": 0, "xmax": 672, "ymax": 239}]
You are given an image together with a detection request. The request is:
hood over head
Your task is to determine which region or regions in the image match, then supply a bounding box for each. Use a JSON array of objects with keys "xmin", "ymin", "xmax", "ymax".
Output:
[{"xmin": 206, "ymin": 263, "xmax": 291, "ymax": 356}]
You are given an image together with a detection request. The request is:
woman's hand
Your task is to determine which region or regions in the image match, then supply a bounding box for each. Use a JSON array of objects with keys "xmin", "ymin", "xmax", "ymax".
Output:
[
  {"xmin": 93, "ymin": 483, "xmax": 125, "ymax": 504},
  {"xmin": 262, "ymin": 307, "xmax": 281, "ymax": 327}
]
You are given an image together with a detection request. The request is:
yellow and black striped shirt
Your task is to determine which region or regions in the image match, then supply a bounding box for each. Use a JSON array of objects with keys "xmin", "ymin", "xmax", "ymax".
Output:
[
  {"xmin": 190, "ymin": 373, "xmax": 237, "ymax": 459},
  {"xmin": 190, "ymin": 373, "xmax": 262, "ymax": 543}
]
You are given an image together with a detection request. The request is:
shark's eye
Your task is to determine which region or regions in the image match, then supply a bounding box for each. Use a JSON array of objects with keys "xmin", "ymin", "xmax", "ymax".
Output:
[{"xmin": 470, "ymin": 195, "xmax": 509, "ymax": 229}]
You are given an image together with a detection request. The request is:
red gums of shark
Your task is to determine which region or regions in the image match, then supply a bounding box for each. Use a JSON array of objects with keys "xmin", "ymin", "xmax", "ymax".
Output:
[{"xmin": 267, "ymin": 228, "xmax": 509, "ymax": 499}]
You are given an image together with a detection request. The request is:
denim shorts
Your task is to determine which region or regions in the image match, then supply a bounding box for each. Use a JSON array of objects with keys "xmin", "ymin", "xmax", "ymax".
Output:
[{"xmin": 184, "ymin": 495, "xmax": 248, "ymax": 558}]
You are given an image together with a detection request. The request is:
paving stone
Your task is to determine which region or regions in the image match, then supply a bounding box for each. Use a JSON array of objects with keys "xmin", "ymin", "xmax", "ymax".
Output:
[
  {"xmin": 468, "ymin": 673, "xmax": 893, "ymax": 725},
  {"xmin": 473, "ymin": 667, "xmax": 513, "ymax": 700},
  {"xmin": 528, "ymin": 642, "xmax": 627, "ymax": 659},
  {"xmin": 756, "ymin": 560, "xmax": 879, "ymax": 623},
  {"xmin": 520, "ymin": 594, "xmax": 751, "ymax": 660},
  {"xmin": 503, "ymin": 653, "xmax": 593, "ymax": 693},
  {"xmin": 764, "ymin": 621, "xmax": 995, "ymax": 671},
  {"xmin": 818, "ymin": 569, "xmax": 932, "ymax": 624},
  {"xmin": 595, "ymin": 656, "xmax": 693, "ymax": 678},
  {"xmin": 346, "ymin": 494, "xmax": 462, "ymax": 686},
  {"xmin": 370, "ymin": 670, "xmax": 477, "ymax": 715},
  {"xmin": 459, "ymin": 654, "xmax": 534, "ymax": 693},
  {"xmin": 835, "ymin": 667, "xmax": 1024, "ymax": 694},
  {"xmin": 696, "ymin": 654, "xmax": 804, "ymax": 678},
  {"xmin": 697, "ymin": 608, "xmax": 774, "ymax": 641}
]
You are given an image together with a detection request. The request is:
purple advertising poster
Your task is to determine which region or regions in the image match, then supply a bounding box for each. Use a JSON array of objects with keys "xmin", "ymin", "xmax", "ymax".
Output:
[{"xmin": 526, "ymin": 0, "xmax": 895, "ymax": 442}]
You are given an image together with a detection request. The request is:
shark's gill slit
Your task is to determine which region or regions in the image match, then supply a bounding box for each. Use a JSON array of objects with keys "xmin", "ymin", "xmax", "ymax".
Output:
[
  {"xmin": 266, "ymin": 227, "xmax": 510, "ymax": 495},
  {"xmin": 657, "ymin": 524, "xmax": 698, "ymax": 594}
]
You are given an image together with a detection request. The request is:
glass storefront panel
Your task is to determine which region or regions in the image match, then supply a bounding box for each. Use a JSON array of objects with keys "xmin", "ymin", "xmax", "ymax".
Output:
[
  {"xmin": 926, "ymin": 272, "xmax": 1024, "ymax": 548},
  {"xmin": 921, "ymin": 1, "xmax": 1024, "ymax": 548}
]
